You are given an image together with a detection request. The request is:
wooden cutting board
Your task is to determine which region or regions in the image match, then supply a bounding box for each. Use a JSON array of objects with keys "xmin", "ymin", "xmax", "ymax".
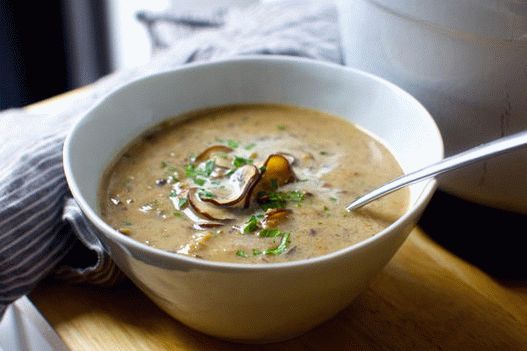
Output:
[{"xmin": 30, "ymin": 227, "xmax": 527, "ymax": 351}]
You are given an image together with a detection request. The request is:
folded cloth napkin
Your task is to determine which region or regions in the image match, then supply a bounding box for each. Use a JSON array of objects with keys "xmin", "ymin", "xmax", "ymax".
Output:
[{"xmin": 0, "ymin": 0, "xmax": 341, "ymax": 317}]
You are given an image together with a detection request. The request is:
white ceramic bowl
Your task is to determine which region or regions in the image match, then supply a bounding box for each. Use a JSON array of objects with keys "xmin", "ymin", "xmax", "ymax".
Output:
[
  {"xmin": 338, "ymin": 0, "xmax": 527, "ymax": 213},
  {"xmin": 63, "ymin": 56, "xmax": 443, "ymax": 343}
]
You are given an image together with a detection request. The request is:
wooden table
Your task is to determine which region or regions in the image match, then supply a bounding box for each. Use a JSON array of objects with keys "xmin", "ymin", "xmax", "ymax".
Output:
[{"xmin": 28, "ymin": 91, "xmax": 527, "ymax": 351}]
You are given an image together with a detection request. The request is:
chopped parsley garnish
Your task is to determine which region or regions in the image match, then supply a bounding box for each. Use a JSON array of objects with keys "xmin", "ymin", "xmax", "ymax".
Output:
[
  {"xmin": 258, "ymin": 190, "xmax": 306, "ymax": 210},
  {"xmin": 242, "ymin": 214, "xmax": 264, "ymax": 234},
  {"xmin": 198, "ymin": 189, "xmax": 216, "ymax": 199},
  {"xmin": 253, "ymin": 230, "xmax": 290, "ymax": 256},
  {"xmin": 263, "ymin": 232, "xmax": 290, "ymax": 255},
  {"xmin": 185, "ymin": 163, "xmax": 210, "ymax": 185},
  {"xmin": 232, "ymin": 156, "xmax": 253, "ymax": 168},
  {"xmin": 236, "ymin": 250, "xmax": 248, "ymax": 258},
  {"xmin": 277, "ymin": 125, "xmax": 286, "ymax": 130},
  {"xmin": 160, "ymin": 161, "xmax": 168, "ymax": 168},
  {"xmin": 244, "ymin": 143, "xmax": 256, "ymax": 150},
  {"xmin": 177, "ymin": 197, "xmax": 188, "ymax": 210},
  {"xmin": 226, "ymin": 139, "xmax": 239, "ymax": 148},
  {"xmin": 287, "ymin": 190, "xmax": 306, "ymax": 203},
  {"xmin": 173, "ymin": 211, "xmax": 182, "ymax": 217},
  {"xmin": 270, "ymin": 179, "xmax": 279, "ymax": 191},
  {"xmin": 122, "ymin": 219, "xmax": 132, "ymax": 226},
  {"xmin": 203, "ymin": 160, "xmax": 215, "ymax": 176},
  {"xmin": 329, "ymin": 197, "xmax": 337, "ymax": 202},
  {"xmin": 185, "ymin": 163, "xmax": 198, "ymax": 177},
  {"xmin": 258, "ymin": 228, "xmax": 285, "ymax": 238},
  {"xmin": 319, "ymin": 151, "xmax": 329, "ymax": 156},
  {"xmin": 194, "ymin": 178, "xmax": 206, "ymax": 186},
  {"xmin": 259, "ymin": 166, "xmax": 267, "ymax": 173}
]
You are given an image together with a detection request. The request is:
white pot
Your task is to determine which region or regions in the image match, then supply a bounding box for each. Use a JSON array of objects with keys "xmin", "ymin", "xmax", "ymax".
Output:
[{"xmin": 338, "ymin": 0, "xmax": 527, "ymax": 213}]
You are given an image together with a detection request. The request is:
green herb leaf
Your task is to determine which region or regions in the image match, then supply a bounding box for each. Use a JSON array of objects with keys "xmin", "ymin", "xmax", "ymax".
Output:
[
  {"xmin": 242, "ymin": 215, "xmax": 261, "ymax": 234},
  {"xmin": 160, "ymin": 161, "xmax": 168, "ymax": 168},
  {"xmin": 254, "ymin": 230, "xmax": 291, "ymax": 256},
  {"xmin": 226, "ymin": 139, "xmax": 239, "ymax": 148},
  {"xmin": 178, "ymin": 197, "xmax": 188, "ymax": 210},
  {"xmin": 232, "ymin": 156, "xmax": 253, "ymax": 168},
  {"xmin": 259, "ymin": 190, "xmax": 306, "ymax": 210},
  {"xmin": 185, "ymin": 163, "xmax": 207, "ymax": 185},
  {"xmin": 173, "ymin": 211, "xmax": 182, "ymax": 217},
  {"xmin": 329, "ymin": 197, "xmax": 337, "ymax": 202},
  {"xmin": 259, "ymin": 166, "xmax": 267, "ymax": 173},
  {"xmin": 258, "ymin": 228, "xmax": 285, "ymax": 238},
  {"xmin": 263, "ymin": 232, "xmax": 290, "ymax": 255},
  {"xmin": 122, "ymin": 219, "xmax": 132, "ymax": 226},
  {"xmin": 185, "ymin": 163, "xmax": 196, "ymax": 177},
  {"xmin": 244, "ymin": 143, "xmax": 256, "ymax": 150},
  {"xmin": 277, "ymin": 125, "xmax": 286, "ymax": 130},
  {"xmin": 236, "ymin": 250, "xmax": 248, "ymax": 258},
  {"xmin": 194, "ymin": 178, "xmax": 206, "ymax": 186},
  {"xmin": 319, "ymin": 151, "xmax": 329, "ymax": 156},
  {"xmin": 204, "ymin": 159, "xmax": 215, "ymax": 176},
  {"xmin": 198, "ymin": 189, "xmax": 216, "ymax": 199},
  {"xmin": 287, "ymin": 190, "xmax": 305, "ymax": 203}
]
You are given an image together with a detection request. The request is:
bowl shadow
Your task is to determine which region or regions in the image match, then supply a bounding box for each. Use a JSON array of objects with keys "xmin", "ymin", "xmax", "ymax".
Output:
[{"xmin": 419, "ymin": 190, "xmax": 527, "ymax": 280}]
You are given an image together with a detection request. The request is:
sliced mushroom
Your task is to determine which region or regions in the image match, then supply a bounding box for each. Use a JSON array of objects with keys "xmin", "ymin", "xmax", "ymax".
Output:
[
  {"xmin": 194, "ymin": 145, "xmax": 233, "ymax": 168},
  {"xmin": 202, "ymin": 165, "xmax": 261, "ymax": 208},
  {"xmin": 182, "ymin": 207, "xmax": 224, "ymax": 228},
  {"xmin": 262, "ymin": 208, "xmax": 292, "ymax": 228},
  {"xmin": 187, "ymin": 188, "xmax": 235, "ymax": 221},
  {"xmin": 193, "ymin": 223, "xmax": 223, "ymax": 230},
  {"xmin": 258, "ymin": 154, "xmax": 297, "ymax": 190},
  {"xmin": 276, "ymin": 152, "xmax": 296, "ymax": 165}
]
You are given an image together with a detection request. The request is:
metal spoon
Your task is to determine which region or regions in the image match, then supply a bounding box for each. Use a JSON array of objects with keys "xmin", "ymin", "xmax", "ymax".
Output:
[{"xmin": 346, "ymin": 130, "xmax": 527, "ymax": 211}]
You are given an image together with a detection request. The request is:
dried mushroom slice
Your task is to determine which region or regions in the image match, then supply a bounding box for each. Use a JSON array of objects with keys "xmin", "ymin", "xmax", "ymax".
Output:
[
  {"xmin": 192, "ymin": 223, "xmax": 223, "ymax": 230},
  {"xmin": 262, "ymin": 208, "xmax": 292, "ymax": 228},
  {"xmin": 202, "ymin": 164, "xmax": 261, "ymax": 208},
  {"xmin": 187, "ymin": 188, "xmax": 235, "ymax": 221},
  {"xmin": 194, "ymin": 145, "xmax": 233, "ymax": 168},
  {"xmin": 276, "ymin": 152, "xmax": 296, "ymax": 165},
  {"xmin": 259, "ymin": 154, "xmax": 297, "ymax": 189},
  {"xmin": 182, "ymin": 207, "xmax": 224, "ymax": 229}
]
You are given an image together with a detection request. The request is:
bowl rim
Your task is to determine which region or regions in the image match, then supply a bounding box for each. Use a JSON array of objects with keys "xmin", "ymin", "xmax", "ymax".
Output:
[{"xmin": 63, "ymin": 55, "xmax": 444, "ymax": 271}]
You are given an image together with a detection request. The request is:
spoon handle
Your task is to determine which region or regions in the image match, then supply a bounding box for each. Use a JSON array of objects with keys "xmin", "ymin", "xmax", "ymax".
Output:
[{"xmin": 346, "ymin": 130, "xmax": 527, "ymax": 211}]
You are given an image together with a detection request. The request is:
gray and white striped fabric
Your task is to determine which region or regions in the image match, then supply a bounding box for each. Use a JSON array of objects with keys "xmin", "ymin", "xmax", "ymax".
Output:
[{"xmin": 0, "ymin": 0, "xmax": 341, "ymax": 317}]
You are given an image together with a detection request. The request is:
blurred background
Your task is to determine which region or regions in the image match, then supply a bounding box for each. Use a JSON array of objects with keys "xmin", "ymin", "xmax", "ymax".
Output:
[{"xmin": 0, "ymin": 0, "xmax": 256, "ymax": 109}]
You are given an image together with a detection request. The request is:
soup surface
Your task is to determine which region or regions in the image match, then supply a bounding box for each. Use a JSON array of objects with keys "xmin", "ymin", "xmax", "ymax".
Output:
[{"xmin": 100, "ymin": 104, "xmax": 408, "ymax": 263}]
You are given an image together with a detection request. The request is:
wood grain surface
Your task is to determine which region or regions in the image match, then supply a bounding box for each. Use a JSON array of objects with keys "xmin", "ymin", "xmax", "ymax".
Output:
[{"xmin": 30, "ymin": 228, "xmax": 527, "ymax": 351}]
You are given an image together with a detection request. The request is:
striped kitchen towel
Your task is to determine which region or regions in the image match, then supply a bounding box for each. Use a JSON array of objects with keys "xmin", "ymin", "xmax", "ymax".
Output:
[{"xmin": 0, "ymin": 0, "xmax": 341, "ymax": 317}]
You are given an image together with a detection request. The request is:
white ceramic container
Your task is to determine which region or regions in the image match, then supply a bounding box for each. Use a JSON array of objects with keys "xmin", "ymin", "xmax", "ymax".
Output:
[
  {"xmin": 63, "ymin": 56, "xmax": 443, "ymax": 342},
  {"xmin": 338, "ymin": 0, "xmax": 527, "ymax": 213}
]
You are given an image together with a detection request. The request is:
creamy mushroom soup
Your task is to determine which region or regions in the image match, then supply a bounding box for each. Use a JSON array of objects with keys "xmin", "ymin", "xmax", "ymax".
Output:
[{"xmin": 100, "ymin": 104, "xmax": 408, "ymax": 263}]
